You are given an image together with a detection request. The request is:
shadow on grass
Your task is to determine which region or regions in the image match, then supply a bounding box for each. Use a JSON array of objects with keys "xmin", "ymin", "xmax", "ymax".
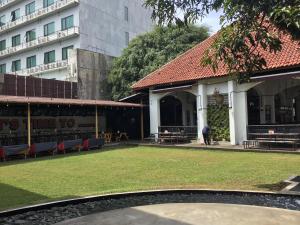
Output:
[
  {"xmin": 0, "ymin": 183, "xmax": 81, "ymax": 211},
  {"xmin": 0, "ymin": 183, "xmax": 49, "ymax": 211},
  {"xmin": 255, "ymin": 182, "xmax": 287, "ymax": 192},
  {"xmin": 0, "ymin": 144, "xmax": 138, "ymax": 168}
]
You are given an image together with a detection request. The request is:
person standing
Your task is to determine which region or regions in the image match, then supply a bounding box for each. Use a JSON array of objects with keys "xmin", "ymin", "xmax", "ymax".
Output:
[{"xmin": 202, "ymin": 126, "xmax": 210, "ymax": 145}]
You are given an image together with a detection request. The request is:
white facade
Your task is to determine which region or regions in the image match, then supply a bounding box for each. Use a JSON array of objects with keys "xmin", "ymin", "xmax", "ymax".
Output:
[
  {"xmin": 148, "ymin": 75, "xmax": 300, "ymax": 146},
  {"xmin": 0, "ymin": 0, "xmax": 153, "ymax": 80}
]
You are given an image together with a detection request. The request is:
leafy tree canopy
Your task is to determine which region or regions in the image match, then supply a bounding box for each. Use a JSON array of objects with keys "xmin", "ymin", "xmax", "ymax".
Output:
[
  {"xmin": 108, "ymin": 25, "xmax": 209, "ymax": 100},
  {"xmin": 144, "ymin": 0, "xmax": 300, "ymax": 81}
]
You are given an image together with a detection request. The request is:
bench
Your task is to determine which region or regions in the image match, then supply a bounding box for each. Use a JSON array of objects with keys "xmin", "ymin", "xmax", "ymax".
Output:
[
  {"xmin": 83, "ymin": 138, "xmax": 105, "ymax": 151},
  {"xmin": 243, "ymin": 140, "xmax": 258, "ymax": 149},
  {"xmin": 57, "ymin": 139, "xmax": 83, "ymax": 154},
  {"xmin": 29, "ymin": 142, "xmax": 57, "ymax": 157},
  {"xmin": 0, "ymin": 144, "xmax": 29, "ymax": 161},
  {"xmin": 158, "ymin": 132, "xmax": 189, "ymax": 144},
  {"xmin": 258, "ymin": 139, "xmax": 298, "ymax": 150}
]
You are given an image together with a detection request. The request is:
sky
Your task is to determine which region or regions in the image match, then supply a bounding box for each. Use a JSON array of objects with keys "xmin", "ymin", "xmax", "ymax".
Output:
[
  {"xmin": 198, "ymin": 11, "xmax": 222, "ymax": 34},
  {"xmin": 177, "ymin": 10, "xmax": 222, "ymax": 34}
]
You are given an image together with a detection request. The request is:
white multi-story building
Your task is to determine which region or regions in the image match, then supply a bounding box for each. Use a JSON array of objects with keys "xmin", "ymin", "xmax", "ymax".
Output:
[{"xmin": 0, "ymin": 0, "xmax": 153, "ymax": 81}]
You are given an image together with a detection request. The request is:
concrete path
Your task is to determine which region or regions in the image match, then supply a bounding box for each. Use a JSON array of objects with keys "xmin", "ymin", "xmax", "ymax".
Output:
[{"xmin": 55, "ymin": 203, "xmax": 300, "ymax": 225}]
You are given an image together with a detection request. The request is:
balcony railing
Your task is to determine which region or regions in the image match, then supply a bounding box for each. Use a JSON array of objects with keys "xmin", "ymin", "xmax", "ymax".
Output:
[
  {"xmin": 0, "ymin": 0, "xmax": 79, "ymax": 34},
  {"xmin": 15, "ymin": 60, "xmax": 69, "ymax": 76},
  {"xmin": 0, "ymin": 27, "xmax": 79, "ymax": 59},
  {"xmin": 0, "ymin": 0, "xmax": 23, "ymax": 11}
]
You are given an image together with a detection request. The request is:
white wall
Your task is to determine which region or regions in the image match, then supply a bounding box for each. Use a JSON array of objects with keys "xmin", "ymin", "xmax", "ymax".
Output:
[
  {"xmin": 0, "ymin": 0, "xmax": 80, "ymax": 76},
  {"xmin": 79, "ymin": 0, "xmax": 153, "ymax": 57}
]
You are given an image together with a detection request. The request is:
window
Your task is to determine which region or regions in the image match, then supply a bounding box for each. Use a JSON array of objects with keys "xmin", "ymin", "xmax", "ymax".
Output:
[
  {"xmin": 124, "ymin": 6, "xmax": 129, "ymax": 21},
  {"xmin": 12, "ymin": 35, "xmax": 20, "ymax": 47},
  {"xmin": 26, "ymin": 55, "xmax": 36, "ymax": 68},
  {"xmin": 0, "ymin": 15, "xmax": 5, "ymax": 26},
  {"xmin": 0, "ymin": 40, "xmax": 6, "ymax": 51},
  {"xmin": 125, "ymin": 32, "xmax": 129, "ymax": 46},
  {"xmin": 43, "ymin": 0, "xmax": 54, "ymax": 8},
  {"xmin": 0, "ymin": 64, "xmax": 6, "ymax": 74},
  {"xmin": 25, "ymin": 2, "xmax": 35, "ymax": 15},
  {"xmin": 26, "ymin": 29, "xmax": 36, "ymax": 42},
  {"xmin": 61, "ymin": 15, "xmax": 73, "ymax": 30},
  {"xmin": 62, "ymin": 45, "xmax": 73, "ymax": 60},
  {"xmin": 44, "ymin": 22, "xmax": 55, "ymax": 36},
  {"xmin": 11, "ymin": 8, "xmax": 20, "ymax": 21},
  {"xmin": 11, "ymin": 60, "xmax": 21, "ymax": 72},
  {"xmin": 44, "ymin": 50, "xmax": 55, "ymax": 64}
]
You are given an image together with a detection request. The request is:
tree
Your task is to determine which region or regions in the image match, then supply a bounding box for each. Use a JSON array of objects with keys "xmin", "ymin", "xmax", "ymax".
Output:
[
  {"xmin": 108, "ymin": 25, "xmax": 209, "ymax": 100},
  {"xmin": 144, "ymin": 0, "xmax": 300, "ymax": 81}
]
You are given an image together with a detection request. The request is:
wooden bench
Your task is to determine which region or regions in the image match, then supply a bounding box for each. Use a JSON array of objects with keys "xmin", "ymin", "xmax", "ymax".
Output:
[
  {"xmin": 57, "ymin": 139, "xmax": 83, "ymax": 154},
  {"xmin": 29, "ymin": 142, "xmax": 57, "ymax": 157},
  {"xmin": 258, "ymin": 139, "xmax": 298, "ymax": 150},
  {"xmin": 0, "ymin": 144, "xmax": 29, "ymax": 161},
  {"xmin": 243, "ymin": 140, "xmax": 258, "ymax": 149}
]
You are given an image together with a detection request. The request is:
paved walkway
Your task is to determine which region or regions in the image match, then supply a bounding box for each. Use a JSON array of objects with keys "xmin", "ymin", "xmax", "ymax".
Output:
[{"xmin": 55, "ymin": 203, "xmax": 300, "ymax": 225}]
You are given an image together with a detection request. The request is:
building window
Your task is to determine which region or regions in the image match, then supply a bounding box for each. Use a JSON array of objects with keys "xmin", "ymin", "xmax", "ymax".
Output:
[
  {"xmin": 125, "ymin": 32, "xmax": 129, "ymax": 46},
  {"xmin": 44, "ymin": 50, "xmax": 55, "ymax": 64},
  {"xmin": 44, "ymin": 22, "xmax": 55, "ymax": 36},
  {"xmin": 0, "ymin": 39, "xmax": 6, "ymax": 51},
  {"xmin": 0, "ymin": 15, "xmax": 5, "ymax": 27},
  {"xmin": 25, "ymin": 2, "xmax": 35, "ymax": 15},
  {"xmin": 43, "ymin": 0, "xmax": 54, "ymax": 8},
  {"xmin": 11, "ymin": 8, "xmax": 20, "ymax": 21},
  {"xmin": 62, "ymin": 45, "xmax": 73, "ymax": 60},
  {"xmin": 26, "ymin": 29, "xmax": 36, "ymax": 42},
  {"xmin": 11, "ymin": 60, "xmax": 21, "ymax": 72},
  {"xmin": 26, "ymin": 55, "xmax": 36, "ymax": 68},
  {"xmin": 12, "ymin": 34, "xmax": 21, "ymax": 47},
  {"xmin": 0, "ymin": 64, "xmax": 6, "ymax": 74},
  {"xmin": 124, "ymin": 6, "xmax": 129, "ymax": 21},
  {"xmin": 61, "ymin": 15, "xmax": 73, "ymax": 30}
]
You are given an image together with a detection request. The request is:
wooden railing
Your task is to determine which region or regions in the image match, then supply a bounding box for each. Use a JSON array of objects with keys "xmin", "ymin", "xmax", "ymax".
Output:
[{"xmin": 247, "ymin": 124, "xmax": 300, "ymax": 139}]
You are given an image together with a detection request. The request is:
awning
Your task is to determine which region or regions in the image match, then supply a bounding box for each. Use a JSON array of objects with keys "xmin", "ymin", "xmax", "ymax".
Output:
[
  {"xmin": 152, "ymin": 85, "xmax": 193, "ymax": 94},
  {"xmin": 0, "ymin": 95, "xmax": 143, "ymax": 108}
]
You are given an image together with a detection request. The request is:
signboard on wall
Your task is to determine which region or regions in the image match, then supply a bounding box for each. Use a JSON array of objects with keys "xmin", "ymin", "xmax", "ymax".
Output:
[{"xmin": 0, "ymin": 116, "xmax": 106, "ymax": 134}]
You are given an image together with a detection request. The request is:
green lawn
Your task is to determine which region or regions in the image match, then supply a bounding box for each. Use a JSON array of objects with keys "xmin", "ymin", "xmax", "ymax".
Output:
[{"xmin": 0, "ymin": 146, "xmax": 300, "ymax": 211}]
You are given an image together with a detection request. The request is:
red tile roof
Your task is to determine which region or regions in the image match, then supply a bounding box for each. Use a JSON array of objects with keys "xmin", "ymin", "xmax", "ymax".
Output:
[
  {"xmin": 0, "ymin": 95, "xmax": 143, "ymax": 108},
  {"xmin": 132, "ymin": 32, "xmax": 300, "ymax": 90}
]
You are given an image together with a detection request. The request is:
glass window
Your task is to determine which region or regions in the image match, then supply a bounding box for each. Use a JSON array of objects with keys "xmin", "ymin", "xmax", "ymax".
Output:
[
  {"xmin": 12, "ymin": 35, "xmax": 21, "ymax": 47},
  {"xmin": 11, "ymin": 8, "xmax": 20, "ymax": 21},
  {"xmin": 26, "ymin": 29, "xmax": 36, "ymax": 42},
  {"xmin": 0, "ymin": 15, "xmax": 5, "ymax": 26},
  {"xmin": 43, "ymin": 0, "xmax": 54, "ymax": 8},
  {"xmin": 62, "ymin": 45, "xmax": 74, "ymax": 60},
  {"xmin": 44, "ymin": 50, "xmax": 55, "ymax": 64},
  {"xmin": 124, "ymin": 6, "xmax": 129, "ymax": 21},
  {"xmin": 26, "ymin": 55, "xmax": 36, "ymax": 68},
  {"xmin": 125, "ymin": 32, "xmax": 129, "ymax": 46},
  {"xmin": 0, "ymin": 64, "xmax": 6, "ymax": 74},
  {"xmin": 61, "ymin": 15, "xmax": 73, "ymax": 30},
  {"xmin": 0, "ymin": 39, "xmax": 6, "ymax": 51},
  {"xmin": 12, "ymin": 60, "xmax": 21, "ymax": 72},
  {"xmin": 44, "ymin": 22, "xmax": 55, "ymax": 36},
  {"xmin": 25, "ymin": 2, "xmax": 35, "ymax": 15}
]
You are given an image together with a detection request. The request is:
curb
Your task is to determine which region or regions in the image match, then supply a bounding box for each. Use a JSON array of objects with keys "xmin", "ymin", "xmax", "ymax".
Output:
[
  {"xmin": 136, "ymin": 143, "xmax": 300, "ymax": 154},
  {"xmin": 1, "ymin": 189, "xmax": 300, "ymax": 218}
]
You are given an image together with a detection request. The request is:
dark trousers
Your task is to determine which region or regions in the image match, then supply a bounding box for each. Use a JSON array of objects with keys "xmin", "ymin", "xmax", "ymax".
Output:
[{"xmin": 203, "ymin": 133, "xmax": 210, "ymax": 145}]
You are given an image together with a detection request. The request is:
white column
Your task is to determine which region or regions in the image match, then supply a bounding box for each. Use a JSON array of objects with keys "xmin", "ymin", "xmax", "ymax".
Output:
[
  {"xmin": 149, "ymin": 91, "xmax": 161, "ymax": 138},
  {"xmin": 196, "ymin": 84, "xmax": 207, "ymax": 143},
  {"xmin": 228, "ymin": 81, "xmax": 248, "ymax": 145}
]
